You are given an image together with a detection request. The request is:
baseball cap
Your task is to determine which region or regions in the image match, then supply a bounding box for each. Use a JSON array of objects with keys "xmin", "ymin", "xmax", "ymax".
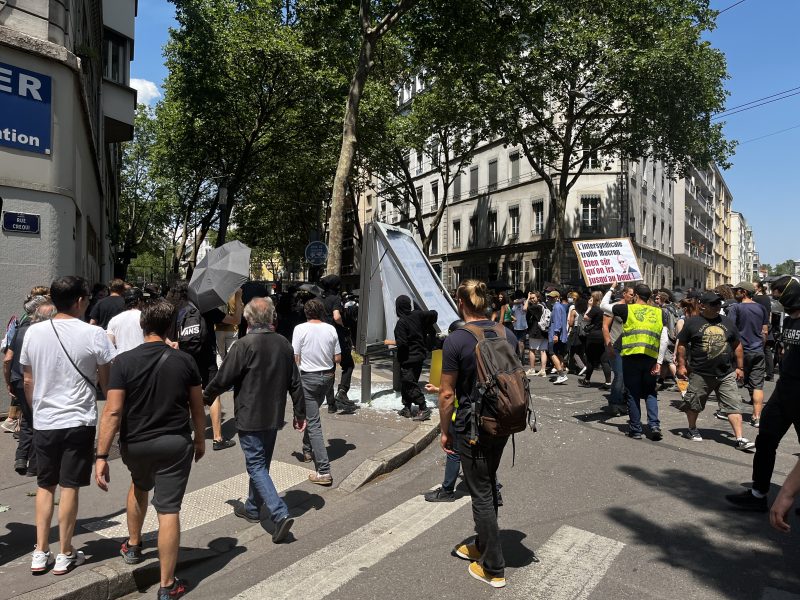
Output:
[
  {"xmin": 633, "ymin": 284, "xmax": 652, "ymax": 299},
  {"xmin": 547, "ymin": 290, "xmax": 560, "ymax": 298},
  {"xmin": 733, "ymin": 281, "xmax": 755, "ymax": 294},
  {"xmin": 699, "ymin": 291, "xmax": 722, "ymax": 305}
]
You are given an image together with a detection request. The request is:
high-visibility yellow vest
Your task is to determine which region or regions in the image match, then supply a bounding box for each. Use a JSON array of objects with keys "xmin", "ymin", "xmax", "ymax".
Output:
[{"xmin": 621, "ymin": 304, "xmax": 663, "ymax": 359}]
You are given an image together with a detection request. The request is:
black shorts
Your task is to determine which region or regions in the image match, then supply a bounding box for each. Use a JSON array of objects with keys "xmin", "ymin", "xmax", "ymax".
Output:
[
  {"xmin": 121, "ymin": 434, "xmax": 193, "ymax": 514},
  {"xmin": 193, "ymin": 357, "xmax": 218, "ymax": 388},
  {"xmin": 743, "ymin": 352, "xmax": 766, "ymax": 391},
  {"xmin": 34, "ymin": 426, "xmax": 96, "ymax": 488}
]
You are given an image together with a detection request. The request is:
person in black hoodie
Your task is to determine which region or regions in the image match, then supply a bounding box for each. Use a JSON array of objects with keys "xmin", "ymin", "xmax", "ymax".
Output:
[{"xmin": 386, "ymin": 295, "xmax": 437, "ymax": 421}]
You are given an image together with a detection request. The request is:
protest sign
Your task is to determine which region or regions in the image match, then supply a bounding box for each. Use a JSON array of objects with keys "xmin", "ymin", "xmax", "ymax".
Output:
[{"xmin": 572, "ymin": 238, "xmax": 643, "ymax": 286}]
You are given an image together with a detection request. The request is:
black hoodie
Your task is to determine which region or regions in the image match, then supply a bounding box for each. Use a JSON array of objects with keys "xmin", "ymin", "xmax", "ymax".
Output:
[{"xmin": 394, "ymin": 295, "xmax": 438, "ymax": 366}]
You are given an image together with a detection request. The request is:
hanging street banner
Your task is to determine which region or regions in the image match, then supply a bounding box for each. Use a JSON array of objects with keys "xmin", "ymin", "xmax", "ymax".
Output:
[
  {"xmin": 573, "ymin": 238, "xmax": 643, "ymax": 287},
  {"xmin": 0, "ymin": 61, "xmax": 52, "ymax": 155}
]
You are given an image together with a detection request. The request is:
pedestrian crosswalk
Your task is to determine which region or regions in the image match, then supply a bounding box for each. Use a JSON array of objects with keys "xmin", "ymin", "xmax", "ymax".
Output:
[{"xmin": 82, "ymin": 461, "xmax": 313, "ymax": 541}]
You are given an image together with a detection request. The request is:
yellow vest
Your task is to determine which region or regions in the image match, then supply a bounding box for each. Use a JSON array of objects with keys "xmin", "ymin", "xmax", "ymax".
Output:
[{"xmin": 621, "ymin": 304, "xmax": 663, "ymax": 359}]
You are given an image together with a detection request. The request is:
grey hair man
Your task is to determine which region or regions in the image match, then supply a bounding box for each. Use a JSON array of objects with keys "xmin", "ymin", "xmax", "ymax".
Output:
[{"xmin": 204, "ymin": 297, "xmax": 306, "ymax": 543}]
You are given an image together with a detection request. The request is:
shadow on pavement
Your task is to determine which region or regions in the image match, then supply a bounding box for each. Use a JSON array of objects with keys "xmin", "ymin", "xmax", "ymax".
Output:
[
  {"xmin": 607, "ymin": 465, "xmax": 800, "ymax": 599},
  {"xmin": 327, "ymin": 438, "xmax": 357, "ymax": 461}
]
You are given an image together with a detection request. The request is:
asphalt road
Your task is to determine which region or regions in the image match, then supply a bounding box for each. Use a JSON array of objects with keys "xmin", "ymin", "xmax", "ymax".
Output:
[{"xmin": 120, "ymin": 374, "xmax": 800, "ymax": 600}]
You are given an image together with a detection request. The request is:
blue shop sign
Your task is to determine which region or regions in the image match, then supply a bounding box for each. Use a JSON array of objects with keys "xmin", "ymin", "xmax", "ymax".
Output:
[
  {"xmin": 0, "ymin": 62, "xmax": 52, "ymax": 155},
  {"xmin": 2, "ymin": 212, "xmax": 41, "ymax": 234}
]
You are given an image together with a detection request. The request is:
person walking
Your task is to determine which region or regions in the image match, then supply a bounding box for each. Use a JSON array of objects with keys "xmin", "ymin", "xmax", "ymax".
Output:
[
  {"xmin": 3, "ymin": 295, "xmax": 54, "ymax": 476},
  {"xmin": 291, "ymin": 298, "xmax": 340, "ymax": 485},
  {"xmin": 547, "ymin": 291, "xmax": 569, "ymax": 384},
  {"xmin": 511, "ymin": 293, "xmax": 528, "ymax": 361},
  {"xmin": 106, "ymin": 288, "xmax": 145, "ymax": 353},
  {"xmin": 386, "ymin": 295, "xmax": 438, "ymax": 421},
  {"xmin": 20, "ymin": 276, "xmax": 116, "ymax": 574},
  {"xmin": 579, "ymin": 291, "xmax": 611, "ymax": 389},
  {"xmin": 608, "ymin": 284, "xmax": 668, "ymax": 441},
  {"xmin": 754, "ymin": 280, "xmax": 776, "ymax": 380},
  {"xmin": 203, "ymin": 297, "xmax": 306, "ymax": 538},
  {"xmin": 726, "ymin": 276, "xmax": 800, "ymax": 511},
  {"xmin": 319, "ymin": 275, "xmax": 358, "ymax": 413},
  {"xmin": 566, "ymin": 293, "xmax": 588, "ymax": 377},
  {"xmin": 675, "ymin": 291, "xmax": 755, "ymax": 450},
  {"xmin": 601, "ymin": 283, "xmax": 635, "ymax": 415},
  {"xmin": 524, "ymin": 292, "xmax": 548, "ymax": 377},
  {"xmin": 95, "ymin": 298, "xmax": 207, "ymax": 600},
  {"xmin": 439, "ymin": 279, "xmax": 518, "ymax": 588},
  {"xmin": 89, "ymin": 278, "xmax": 127, "ymax": 329},
  {"xmin": 727, "ymin": 281, "xmax": 769, "ymax": 427},
  {"xmin": 214, "ymin": 292, "xmax": 242, "ymax": 365}
]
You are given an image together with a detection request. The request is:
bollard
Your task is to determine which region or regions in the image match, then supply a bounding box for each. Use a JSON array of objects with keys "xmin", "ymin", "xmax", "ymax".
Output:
[{"xmin": 361, "ymin": 354, "xmax": 372, "ymax": 405}]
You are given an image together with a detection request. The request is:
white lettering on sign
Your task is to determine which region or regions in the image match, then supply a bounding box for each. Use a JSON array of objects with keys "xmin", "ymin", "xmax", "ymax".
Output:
[
  {"xmin": 0, "ymin": 68, "xmax": 44, "ymax": 101},
  {"xmin": 18, "ymin": 74, "xmax": 42, "ymax": 101}
]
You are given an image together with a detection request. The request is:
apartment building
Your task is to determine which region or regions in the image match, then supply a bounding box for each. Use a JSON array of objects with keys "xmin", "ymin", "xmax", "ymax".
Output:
[
  {"xmin": 730, "ymin": 211, "xmax": 749, "ymax": 284},
  {"xmin": 0, "ymin": 0, "xmax": 137, "ymax": 321}
]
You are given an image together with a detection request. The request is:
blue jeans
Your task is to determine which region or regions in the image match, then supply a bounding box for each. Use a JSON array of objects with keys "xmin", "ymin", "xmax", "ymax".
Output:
[
  {"xmin": 301, "ymin": 372, "xmax": 333, "ymax": 475},
  {"xmin": 622, "ymin": 355, "xmax": 660, "ymax": 433},
  {"xmin": 610, "ymin": 352, "xmax": 629, "ymax": 407},
  {"xmin": 238, "ymin": 429, "xmax": 289, "ymax": 523}
]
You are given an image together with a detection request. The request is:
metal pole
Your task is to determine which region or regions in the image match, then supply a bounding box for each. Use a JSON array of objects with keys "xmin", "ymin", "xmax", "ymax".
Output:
[{"xmin": 361, "ymin": 353, "xmax": 372, "ymax": 405}]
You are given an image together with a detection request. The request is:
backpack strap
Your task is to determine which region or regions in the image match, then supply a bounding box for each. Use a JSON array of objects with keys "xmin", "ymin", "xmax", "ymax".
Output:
[{"xmin": 462, "ymin": 322, "xmax": 505, "ymax": 342}]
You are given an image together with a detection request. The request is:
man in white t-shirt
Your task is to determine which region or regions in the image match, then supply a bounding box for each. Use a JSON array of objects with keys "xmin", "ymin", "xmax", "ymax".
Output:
[
  {"xmin": 20, "ymin": 276, "xmax": 116, "ymax": 575},
  {"xmin": 107, "ymin": 288, "xmax": 145, "ymax": 353},
  {"xmin": 292, "ymin": 298, "xmax": 341, "ymax": 486}
]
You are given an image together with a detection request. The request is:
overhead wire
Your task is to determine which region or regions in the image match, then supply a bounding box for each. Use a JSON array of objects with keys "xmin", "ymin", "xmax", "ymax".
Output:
[
  {"xmin": 738, "ymin": 122, "xmax": 800, "ymax": 145},
  {"xmin": 712, "ymin": 90, "xmax": 800, "ymax": 120},
  {"xmin": 718, "ymin": 0, "xmax": 748, "ymax": 15}
]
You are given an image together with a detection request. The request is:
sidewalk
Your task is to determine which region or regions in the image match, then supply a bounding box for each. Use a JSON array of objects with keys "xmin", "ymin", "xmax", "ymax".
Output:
[{"xmin": 0, "ymin": 383, "xmax": 438, "ymax": 600}]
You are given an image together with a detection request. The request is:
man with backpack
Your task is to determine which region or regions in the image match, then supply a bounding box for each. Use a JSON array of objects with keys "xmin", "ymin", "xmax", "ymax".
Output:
[{"xmin": 439, "ymin": 279, "xmax": 532, "ymax": 589}]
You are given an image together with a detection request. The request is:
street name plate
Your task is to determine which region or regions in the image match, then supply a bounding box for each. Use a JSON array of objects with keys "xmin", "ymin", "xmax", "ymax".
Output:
[{"xmin": 2, "ymin": 211, "xmax": 40, "ymax": 234}]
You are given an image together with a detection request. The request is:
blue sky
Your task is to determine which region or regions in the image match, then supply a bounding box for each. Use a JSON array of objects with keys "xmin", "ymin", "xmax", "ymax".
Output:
[{"xmin": 130, "ymin": 0, "xmax": 798, "ymax": 266}]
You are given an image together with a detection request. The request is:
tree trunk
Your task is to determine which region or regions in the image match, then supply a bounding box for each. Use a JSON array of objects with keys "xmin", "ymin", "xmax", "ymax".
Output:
[
  {"xmin": 216, "ymin": 201, "xmax": 233, "ymax": 247},
  {"xmin": 326, "ymin": 33, "xmax": 374, "ymax": 275},
  {"xmin": 550, "ymin": 186, "xmax": 569, "ymax": 284}
]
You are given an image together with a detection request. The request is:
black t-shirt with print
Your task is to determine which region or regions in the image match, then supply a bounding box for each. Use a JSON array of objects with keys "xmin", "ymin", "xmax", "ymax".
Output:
[
  {"xmin": 109, "ymin": 342, "xmax": 202, "ymax": 443},
  {"xmin": 677, "ymin": 314, "xmax": 739, "ymax": 378},
  {"xmin": 442, "ymin": 320, "xmax": 517, "ymax": 434},
  {"xmin": 779, "ymin": 315, "xmax": 800, "ymax": 382}
]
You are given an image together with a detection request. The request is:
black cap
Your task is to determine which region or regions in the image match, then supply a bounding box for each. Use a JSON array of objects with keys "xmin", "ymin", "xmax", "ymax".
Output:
[
  {"xmin": 634, "ymin": 284, "xmax": 652, "ymax": 299},
  {"xmin": 123, "ymin": 287, "xmax": 143, "ymax": 308},
  {"xmin": 699, "ymin": 291, "xmax": 722, "ymax": 305}
]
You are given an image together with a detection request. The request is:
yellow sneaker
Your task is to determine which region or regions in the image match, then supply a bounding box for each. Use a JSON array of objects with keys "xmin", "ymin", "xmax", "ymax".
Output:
[
  {"xmin": 455, "ymin": 543, "xmax": 482, "ymax": 561},
  {"xmin": 468, "ymin": 561, "xmax": 506, "ymax": 588}
]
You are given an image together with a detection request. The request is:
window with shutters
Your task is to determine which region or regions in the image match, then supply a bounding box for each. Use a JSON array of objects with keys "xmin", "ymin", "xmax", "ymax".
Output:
[
  {"xmin": 532, "ymin": 200, "xmax": 544, "ymax": 234},
  {"xmin": 580, "ymin": 196, "xmax": 600, "ymax": 234},
  {"xmin": 509, "ymin": 152, "xmax": 520, "ymax": 184},
  {"xmin": 488, "ymin": 211, "xmax": 498, "ymax": 243},
  {"xmin": 488, "ymin": 159, "xmax": 498, "ymax": 191},
  {"xmin": 470, "ymin": 166, "xmax": 479, "ymax": 196},
  {"xmin": 509, "ymin": 206, "xmax": 520, "ymax": 237},
  {"xmin": 453, "ymin": 220, "xmax": 461, "ymax": 248},
  {"xmin": 430, "ymin": 182, "xmax": 438, "ymax": 210}
]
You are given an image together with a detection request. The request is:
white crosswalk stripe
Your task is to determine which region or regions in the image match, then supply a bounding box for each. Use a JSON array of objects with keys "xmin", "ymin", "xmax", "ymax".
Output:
[
  {"xmin": 510, "ymin": 525, "xmax": 625, "ymax": 599},
  {"xmin": 82, "ymin": 461, "xmax": 313, "ymax": 541},
  {"xmin": 233, "ymin": 494, "xmax": 471, "ymax": 600}
]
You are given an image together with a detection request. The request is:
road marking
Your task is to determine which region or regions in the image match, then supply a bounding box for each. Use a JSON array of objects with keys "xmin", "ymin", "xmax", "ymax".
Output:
[
  {"xmin": 234, "ymin": 494, "xmax": 470, "ymax": 600},
  {"xmin": 510, "ymin": 525, "xmax": 624, "ymax": 599},
  {"xmin": 82, "ymin": 461, "xmax": 312, "ymax": 541}
]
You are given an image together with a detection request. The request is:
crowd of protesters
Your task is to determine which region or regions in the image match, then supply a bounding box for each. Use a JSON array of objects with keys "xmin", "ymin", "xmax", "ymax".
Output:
[{"xmin": 1, "ymin": 271, "xmax": 798, "ymax": 594}]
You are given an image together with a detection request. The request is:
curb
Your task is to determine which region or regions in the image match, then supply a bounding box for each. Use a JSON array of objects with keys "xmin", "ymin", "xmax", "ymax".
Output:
[
  {"xmin": 338, "ymin": 420, "xmax": 440, "ymax": 493},
  {"xmin": 15, "ymin": 546, "xmax": 216, "ymax": 600}
]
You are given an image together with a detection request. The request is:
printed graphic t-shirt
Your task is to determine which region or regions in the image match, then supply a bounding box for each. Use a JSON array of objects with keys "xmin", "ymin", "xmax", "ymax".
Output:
[{"xmin": 676, "ymin": 314, "xmax": 739, "ymax": 378}]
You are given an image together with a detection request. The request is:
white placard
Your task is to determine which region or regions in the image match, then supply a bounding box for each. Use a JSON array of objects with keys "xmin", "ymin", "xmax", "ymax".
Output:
[{"xmin": 573, "ymin": 238, "xmax": 643, "ymax": 286}]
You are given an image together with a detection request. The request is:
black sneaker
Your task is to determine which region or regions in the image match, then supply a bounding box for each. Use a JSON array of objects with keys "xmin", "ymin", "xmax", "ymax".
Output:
[
  {"xmin": 424, "ymin": 487, "xmax": 455, "ymax": 502},
  {"xmin": 496, "ymin": 490, "xmax": 504, "ymax": 507},
  {"xmin": 327, "ymin": 403, "xmax": 338, "ymax": 414},
  {"xmin": 14, "ymin": 458, "xmax": 27, "ymax": 475},
  {"xmin": 272, "ymin": 517, "xmax": 294, "ymax": 543},
  {"xmin": 338, "ymin": 404, "xmax": 358, "ymax": 415},
  {"xmin": 413, "ymin": 407, "xmax": 432, "ymax": 421},
  {"xmin": 213, "ymin": 438, "xmax": 236, "ymax": 451},
  {"xmin": 398, "ymin": 407, "xmax": 413, "ymax": 418},
  {"xmin": 233, "ymin": 504, "xmax": 261, "ymax": 523},
  {"xmin": 627, "ymin": 430, "xmax": 643, "ymax": 440},
  {"xmin": 157, "ymin": 577, "xmax": 187, "ymax": 600},
  {"xmin": 336, "ymin": 390, "xmax": 356, "ymax": 407},
  {"xmin": 120, "ymin": 539, "xmax": 143, "ymax": 564},
  {"xmin": 725, "ymin": 489, "xmax": 768, "ymax": 512},
  {"xmin": 649, "ymin": 427, "xmax": 663, "ymax": 441},
  {"xmin": 577, "ymin": 378, "xmax": 591, "ymax": 388}
]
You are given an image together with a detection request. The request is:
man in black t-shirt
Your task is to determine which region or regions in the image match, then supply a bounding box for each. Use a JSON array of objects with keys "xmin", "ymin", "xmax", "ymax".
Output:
[
  {"xmin": 754, "ymin": 281, "xmax": 776, "ymax": 380},
  {"xmin": 95, "ymin": 299, "xmax": 206, "ymax": 599},
  {"xmin": 675, "ymin": 291, "xmax": 753, "ymax": 450},
  {"xmin": 320, "ymin": 275, "xmax": 357, "ymax": 413},
  {"xmin": 727, "ymin": 276, "xmax": 800, "ymax": 512},
  {"xmin": 89, "ymin": 279, "xmax": 126, "ymax": 329}
]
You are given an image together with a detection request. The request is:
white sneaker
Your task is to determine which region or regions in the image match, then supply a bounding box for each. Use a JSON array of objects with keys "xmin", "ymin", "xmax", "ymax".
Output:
[
  {"xmin": 536, "ymin": 370, "xmax": 547, "ymax": 377},
  {"xmin": 31, "ymin": 547, "xmax": 53, "ymax": 573},
  {"xmin": 1, "ymin": 418, "xmax": 18, "ymax": 433},
  {"xmin": 549, "ymin": 368, "xmax": 558, "ymax": 374},
  {"xmin": 736, "ymin": 438, "xmax": 755, "ymax": 451},
  {"xmin": 53, "ymin": 550, "xmax": 85, "ymax": 575},
  {"xmin": 578, "ymin": 367, "xmax": 587, "ymax": 376},
  {"xmin": 554, "ymin": 375, "xmax": 569, "ymax": 385},
  {"xmin": 526, "ymin": 368, "xmax": 536, "ymax": 376}
]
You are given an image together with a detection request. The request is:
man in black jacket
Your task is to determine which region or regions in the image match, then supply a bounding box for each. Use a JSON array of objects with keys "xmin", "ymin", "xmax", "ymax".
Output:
[
  {"xmin": 386, "ymin": 295, "xmax": 437, "ymax": 421},
  {"xmin": 204, "ymin": 297, "xmax": 306, "ymax": 543}
]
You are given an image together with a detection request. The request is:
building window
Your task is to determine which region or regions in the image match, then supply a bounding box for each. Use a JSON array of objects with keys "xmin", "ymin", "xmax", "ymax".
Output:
[
  {"xmin": 453, "ymin": 220, "xmax": 461, "ymax": 248},
  {"xmin": 429, "ymin": 229, "xmax": 438, "ymax": 255},
  {"xmin": 431, "ymin": 181, "xmax": 438, "ymax": 210},
  {"xmin": 453, "ymin": 174, "xmax": 461, "ymax": 200},
  {"xmin": 531, "ymin": 258, "xmax": 547, "ymax": 288},
  {"xmin": 416, "ymin": 149, "xmax": 423, "ymax": 175},
  {"xmin": 469, "ymin": 215, "xmax": 478, "ymax": 247},
  {"xmin": 582, "ymin": 143, "xmax": 599, "ymax": 170},
  {"xmin": 661, "ymin": 222, "xmax": 665, "ymax": 251},
  {"xmin": 488, "ymin": 262, "xmax": 499, "ymax": 282},
  {"xmin": 452, "ymin": 266, "xmax": 461, "ymax": 287},
  {"xmin": 509, "ymin": 206, "xmax": 520, "ymax": 237},
  {"xmin": 470, "ymin": 166, "xmax": 479, "ymax": 196},
  {"xmin": 532, "ymin": 201, "xmax": 544, "ymax": 234},
  {"xmin": 508, "ymin": 261, "xmax": 521, "ymax": 290},
  {"xmin": 642, "ymin": 209, "xmax": 647, "ymax": 245},
  {"xmin": 430, "ymin": 141, "xmax": 439, "ymax": 167},
  {"xmin": 510, "ymin": 151, "xmax": 520, "ymax": 184},
  {"xmin": 366, "ymin": 194, "xmax": 373, "ymax": 208},
  {"xmin": 580, "ymin": 196, "xmax": 600, "ymax": 234},
  {"xmin": 103, "ymin": 31, "xmax": 128, "ymax": 84},
  {"xmin": 415, "ymin": 186, "xmax": 423, "ymax": 209},
  {"xmin": 380, "ymin": 198, "xmax": 386, "ymax": 215},
  {"xmin": 652, "ymin": 215, "xmax": 657, "ymax": 248},
  {"xmin": 488, "ymin": 159, "xmax": 498, "ymax": 191},
  {"xmin": 488, "ymin": 210, "xmax": 498, "ymax": 243}
]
